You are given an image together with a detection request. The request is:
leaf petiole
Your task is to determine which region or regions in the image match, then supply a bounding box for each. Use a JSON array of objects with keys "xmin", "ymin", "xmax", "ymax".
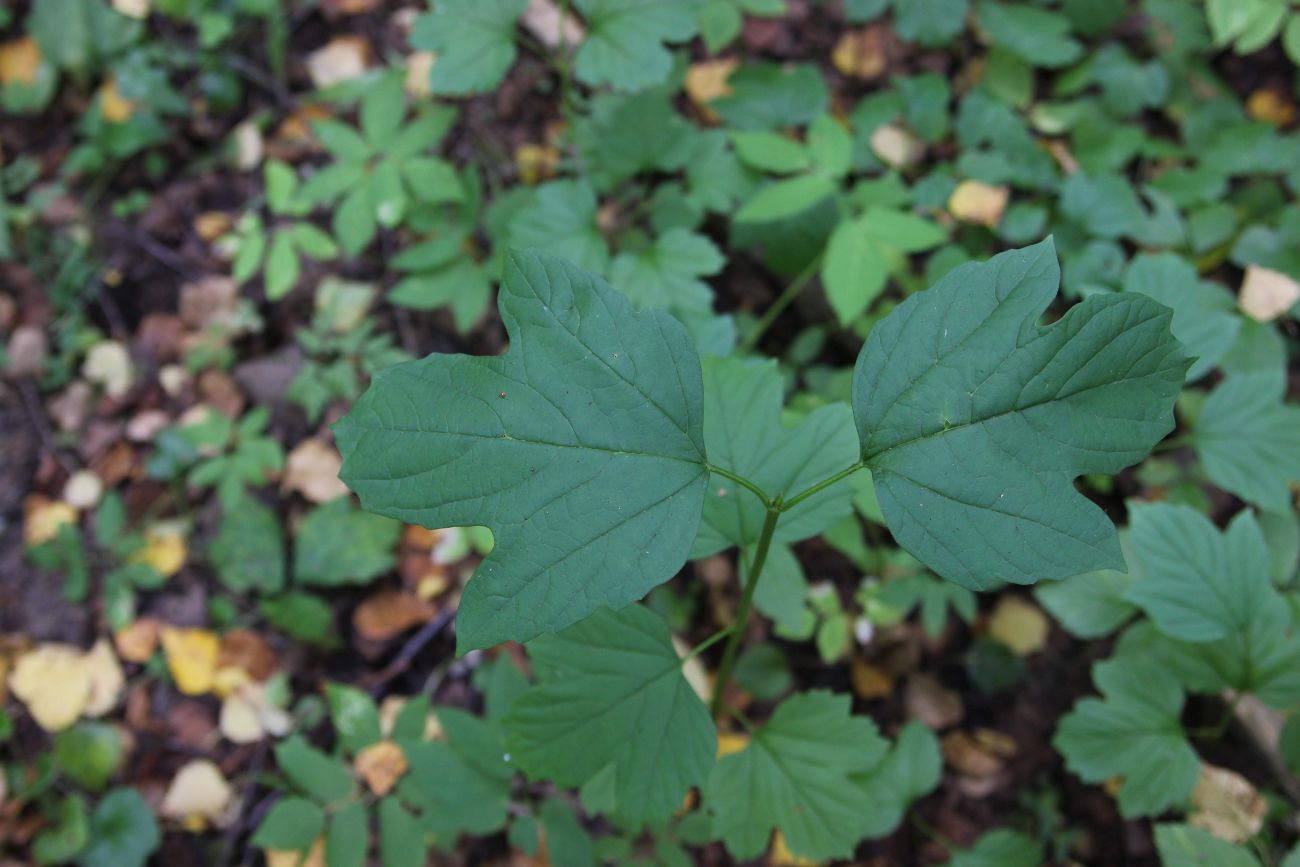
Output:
[
  {"xmin": 711, "ymin": 507, "xmax": 781, "ymax": 717},
  {"xmin": 779, "ymin": 461, "xmax": 866, "ymax": 512},
  {"xmin": 706, "ymin": 464, "xmax": 775, "ymax": 507}
]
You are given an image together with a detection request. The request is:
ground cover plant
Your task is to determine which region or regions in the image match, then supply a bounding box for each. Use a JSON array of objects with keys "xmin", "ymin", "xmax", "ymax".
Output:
[{"xmin": 1, "ymin": 0, "xmax": 1300, "ymax": 865}]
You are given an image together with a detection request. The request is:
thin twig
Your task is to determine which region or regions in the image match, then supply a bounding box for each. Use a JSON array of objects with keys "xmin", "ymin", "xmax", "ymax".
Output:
[
  {"xmin": 17, "ymin": 379, "xmax": 76, "ymax": 474},
  {"xmin": 364, "ymin": 607, "xmax": 456, "ymax": 697}
]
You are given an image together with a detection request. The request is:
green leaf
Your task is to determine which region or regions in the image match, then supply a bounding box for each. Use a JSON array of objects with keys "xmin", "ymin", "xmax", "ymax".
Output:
[
  {"xmin": 807, "ymin": 115, "xmax": 852, "ymax": 177},
  {"xmin": 1053, "ymin": 656, "xmax": 1198, "ymax": 817},
  {"xmin": 264, "ymin": 160, "xmax": 299, "ymax": 214},
  {"xmin": 274, "ymin": 736, "xmax": 355, "ymax": 806},
  {"xmin": 402, "ymin": 707, "xmax": 512, "ymax": 835},
  {"xmin": 1033, "ymin": 539, "xmax": 1138, "ymax": 639},
  {"xmin": 260, "ymin": 592, "xmax": 338, "ymax": 647},
  {"xmin": 1124, "ymin": 504, "xmax": 1271, "ymax": 643},
  {"xmin": 572, "ymin": 0, "xmax": 698, "ymax": 91},
  {"xmin": 1154, "ymin": 824, "xmax": 1262, "ymax": 867},
  {"xmin": 264, "ymin": 231, "xmax": 300, "ymax": 300},
  {"xmin": 822, "ymin": 208, "xmax": 947, "ymax": 324},
  {"xmin": 403, "ymin": 157, "xmax": 464, "ymax": 205},
  {"xmin": 1121, "ymin": 253, "xmax": 1240, "ymax": 381},
  {"xmin": 705, "ymin": 690, "xmax": 888, "ymax": 861},
  {"xmin": 1193, "ymin": 372, "xmax": 1300, "ymax": 512},
  {"xmin": 893, "ymin": 0, "xmax": 968, "ymax": 46},
  {"xmin": 508, "ymin": 180, "xmax": 609, "ymax": 274},
  {"xmin": 361, "ymin": 75, "xmax": 406, "ymax": 146},
  {"xmin": 854, "ymin": 239, "xmax": 1187, "ymax": 590},
  {"xmin": 854, "ymin": 722, "xmax": 942, "ymax": 839},
  {"xmin": 54, "ymin": 723, "xmax": 123, "ymax": 792},
  {"xmin": 210, "ymin": 495, "xmax": 285, "ymax": 594},
  {"xmin": 336, "ymin": 251, "xmax": 710, "ymax": 650},
  {"xmin": 731, "ymin": 131, "xmax": 810, "ymax": 174},
  {"xmin": 378, "ymin": 797, "xmax": 426, "ymax": 867},
  {"xmin": 692, "ymin": 356, "xmax": 858, "ymax": 556},
  {"xmin": 334, "ymin": 184, "xmax": 378, "ymax": 257},
  {"xmin": 325, "ymin": 803, "xmax": 368, "ymax": 867},
  {"xmin": 503, "ymin": 605, "xmax": 715, "ymax": 825},
  {"xmin": 735, "ymin": 174, "xmax": 836, "ymax": 223},
  {"xmin": 34, "ymin": 795, "xmax": 88, "ymax": 866},
  {"xmin": 410, "ymin": 0, "xmax": 527, "ymax": 95},
  {"xmin": 607, "ymin": 228, "xmax": 722, "ymax": 317},
  {"xmin": 976, "ymin": 2, "xmax": 1082, "ymax": 67},
  {"xmin": 943, "ymin": 829, "xmax": 1043, "ymax": 867},
  {"xmin": 574, "ymin": 90, "xmax": 696, "ymax": 190},
  {"xmin": 390, "ymin": 259, "xmax": 491, "ymax": 333},
  {"xmin": 713, "ymin": 63, "xmax": 828, "ymax": 131},
  {"xmin": 79, "ymin": 789, "xmax": 159, "ymax": 867},
  {"xmin": 252, "ymin": 797, "xmax": 325, "ymax": 851},
  {"xmin": 293, "ymin": 497, "xmax": 400, "ymax": 587},
  {"xmin": 325, "ymin": 683, "xmax": 383, "ymax": 754}
]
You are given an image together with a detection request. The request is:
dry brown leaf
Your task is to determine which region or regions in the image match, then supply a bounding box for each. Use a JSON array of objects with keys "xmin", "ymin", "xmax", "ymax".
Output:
[
  {"xmin": 1239, "ymin": 265, "xmax": 1300, "ymax": 322},
  {"xmin": 161, "ymin": 759, "xmax": 233, "ymax": 829},
  {"xmin": 987, "ymin": 595, "xmax": 1049, "ymax": 656},
  {"xmin": 850, "ymin": 657, "xmax": 893, "ymax": 699},
  {"xmin": 903, "ymin": 673, "xmax": 964, "ymax": 729},
  {"xmin": 355, "ymin": 740, "xmax": 409, "ymax": 796},
  {"xmin": 23, "ymin": 495, "xmax": 77, "ymax": 546},
  {"xmin": 306, "ymin": 36, "xmax": 371, "ymax": 89},
  {"xmin": 832, "ymin": 28, "xmax": 887, "ymax": 80},
  {"xmin": 84, "ymin": 640, "xmax": 125, "ymax": 717},
  {"xmin": 9, "ymin": 644, "xmax": 93, "ymax": 731},
  {"xmin": 1247, "ymin": 88, "xmax": 1297, "ymax": 127},
  {"xmin": 1189, "ymin": 763, "xmax": 1267, "ymax": 843},
  {"xmin": 217, "ymin": 628, "xmax": 277, "ymax": 683},
  {"xmin": 942, "ymin": 728, "xmax": 1016, "ymax": 778},
  {"xmin": 354, "ymin": 590, "xmax": 436, "ymax": 642},
  {"xmin": 114, "ymin": 617, "xmax": 161, "ymax": 663},
  {"xmin": 7, "ymin": 325, "xmax": 48, "ymax": 377},
  {"xmin": 162, "ymin": 627, "xmax": 221, "ymax": 696},
  {"xmin": 282, "ymin": 439, "xmax": 349, "ymax": 503},
  {"xmin": 0, "ymin": 37, "xmax": 42, "ymax": 86},
  {"xmin": 948, "ymin": 180, "xmax": 1009, "ymax": 227}
]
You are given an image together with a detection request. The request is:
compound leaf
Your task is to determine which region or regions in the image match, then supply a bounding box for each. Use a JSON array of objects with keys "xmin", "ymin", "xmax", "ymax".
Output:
[
  {"xmin": 705, "ymin": 690, "xmax": 888, "ymax": 861},
  {"xmin": 336, "ymin": 251, "xmax": 710, "ymax": 651},
  {"xmin": 693, "ymin": 356, "xmax": 859, "ymax": 557},
  {"xmin": 854, "ymin": 239, "xmax": 1187, "ymax": 590},
  {"xmin": 1155, "ymin": 824, "xmax": 1263, "ymax": 867},
  {"xmin": 410, "ymin": 0, "xmax": 527, "ymax": 96},
  {"xmin": 1193, "ymin": 371, "xmax": 1300, "ymax": 512},
  {"xmin": 853, "ymin": 721, "xmax": 942, "ymax": 839},
  {"xmin": 1053, "ymin": 656, "xmax": 1198, "ymax": 817},
  {"xmin": 943, "ymin": 829, "xmax": 1043, "ymax": 867},
  {"xmin": 402, "ymin": 707, "xmax": 512, "ymax": 836},
  {"xmin": 503, "ymin": 605, "xmax": 716, "ymax": 826},
  {"xmin": 573, "ymin": 0, "xmax": 698, "ymax": 91}
]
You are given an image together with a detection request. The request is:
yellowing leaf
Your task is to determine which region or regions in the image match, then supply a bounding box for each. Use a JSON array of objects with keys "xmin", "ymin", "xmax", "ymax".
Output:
[
  {"xmin": 9, "ymin": 644, "xmax": 92, "ymax": 731},
  {"xmin": 1246, "ymin": 88, "xmax": 1297, "ymax": 127},
  {"xmin": 772, "ymin": 831, "xmax": 822, "ymax": 866},
  {"xmin": 948, "ymin": 180, "xmax": 1010, "ymax": 227},
  {"xmin": 987, "ymin": 595, "xmax": 1049, "ymax": 656},
  {"xmin": 161, "ymin": 759, "xmax": 233, "ymax": 828},
  {"xmin": 24, "ymin": 495, "xmax": 77, "ymax": 546},
  {"xmin": 515, "ymin": 144, "xmax": 560, "ymax": 186},
  {"xmin": 354, "ymin": 740, "xmax": 409, "ymax": 796},
  {"xmin": 0, "ymin": 37, "xmax": 42, "ymax": 86},
  {"xmin": 832, "ymin": 28, "xmax": 886, "ymax": 80},
  {"xmin": 84, "ymin": 639, "xmax": 125, "ymax": 717},
  {"xmin": 131, "ymin": 524, "xmax": 187, "ymax": 578},
  {"xmin": 162, "ymin": 627, "xmax": 221, "ymax": 696},
  {"xmin": 267, "ymin": 838, "xmax": 326, "ymax": 867},
  {"xmin": 114, "ymin": 617, "xmax": 161, "ymax": 663},
  {"xmin": 1189, "ymin": 763, "xmax": 1267, "ymax": 843},
  {"xmin": 99, "ymin": 78, "xmax": 136, "ymax": 123},
  {"xmin": 685, "ymin": 58, "xmax": 738, "ymax": 110},
  {"xmin": 1239, "ymin": 265, "xmax": 1300, "ymax": 322}
]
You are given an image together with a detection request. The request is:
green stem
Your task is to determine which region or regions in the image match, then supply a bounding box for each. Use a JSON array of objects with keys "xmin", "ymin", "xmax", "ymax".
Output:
[
  {"xmin": 1152, "ymin": 435, "xmax": 1193, "ymax": 454},
  {"xmin": 739, "ymin": 253, "xmax": 824, "ymax": 354},
  {"xmin": 684, "ymin": 627, "xmax": 733, "ymax": 662},
  {"xmin": 780, "ymin": 461, "xmax": 865, "ymax": 512},
  {"xmin": 706, "ymin": 464, "xmax": 773, "ymax": 507},
  {"xmin": 710, "ymin": 507, "xmax": 781, "ymax": 717}
]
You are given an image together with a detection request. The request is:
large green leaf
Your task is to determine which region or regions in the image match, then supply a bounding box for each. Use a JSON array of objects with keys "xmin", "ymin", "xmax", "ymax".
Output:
[
  {"xmin": 508, "ymin": 180, "xmax": 610, "ymax": 275},
  {"xmin": 572, "ymin": 0, "xmax": 698, "ymax": 91},
  {"xmin": 1053, "ymin": 656, "xmax": 1198, "ymax": 817},
  {"xmin": 1193, "ymin": 371, "xmax": 1300, "ymax": 512},
  {"xmin": 1124, "ymin": 504, "xmax": 1271, "ymax": 643},
  {"xmin": 705, "ymin": 690, "xmax": 888, "ymax": 861},
  {"xmin": 854, "ymin": 239, "xmax": 1187, "ymax": 590},
  {"xmin": 692, "ymin": 356, "xmax": 858, "ymax": 557},
  {"xmin": 336, "ymin": 251, "xmax": 709, "ymax": 650},
  {"xmin": 503, "ymin": 605, "xmax": 716, "ymax": 826},
  {"xmin": 410, "ymin": 0, "xmax": 527, "ymax": 96}
]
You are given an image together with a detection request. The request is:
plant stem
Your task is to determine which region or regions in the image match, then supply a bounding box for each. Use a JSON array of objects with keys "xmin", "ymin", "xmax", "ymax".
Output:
[
  {"xmin": 780, "ymin": 461, "xmax": 865, "ymax": 512},
  {"xmin": 710, "ymin": 507, "xmax": 781, "ymax": 717},
  {"xmin": 739, "ymin": 253, "xmax": 824, "ymax": 354},
  {"xmin": 684, "ymin": 626, "xmax": 734, "ymax": 661},
  {"xmin": 706, "ymin": 464, "xmax": 773, "ymax": 507},
  {"xmin": 1151, "ymin": 435, "xmax": 1193, "ymax": 454}
]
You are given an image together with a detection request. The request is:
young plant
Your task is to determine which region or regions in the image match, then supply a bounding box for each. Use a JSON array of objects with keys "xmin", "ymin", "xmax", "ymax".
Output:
[{"xmin": 334, "ymin": 239, "xmax": 1186, "ymax": 860}]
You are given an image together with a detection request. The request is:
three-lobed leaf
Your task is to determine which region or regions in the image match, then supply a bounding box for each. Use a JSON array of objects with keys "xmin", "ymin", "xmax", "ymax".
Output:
[{"xmin": 855, "ymin": 238, "xmax": 1187, "ymax": 590}]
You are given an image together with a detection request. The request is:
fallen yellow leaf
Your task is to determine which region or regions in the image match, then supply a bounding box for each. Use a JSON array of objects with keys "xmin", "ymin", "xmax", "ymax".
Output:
[
  {"xmin": 99, "ymin": 78, "xmax": 136, "ymax": 123},
  {"xmin": 267, "ymin": 838, "xmax": 326, "ymax": 867},
  {"xmin": 112, "ymin": 0, "xmax": 151, "ymax": 18},
  {"xmin": 948, "ymin": 179, "xmax": 1010, "ymax": 228},
  {"xmin": 162, "ymin": 627, "xmax": 221, "ymax": 696},
  {"xmin": 282, "ymin": 439, "xmax": 349, "ymax": 503},
  {"xmin": 771, "ymin": 831, "xmax": 821, "ymax": 866},
  {"xmin": 987, "ymin": 595, "xmax": 1049, "ymax": 656},
  {"xmin": 515, "ymin": 144, "xmax": 560, "ymax": 187},
  {"xmin": 9, "ymin": 644, "xmax": 93, "ymax": 731},
  {"xmin": 355, "ymin": 740, "xmax": 409, "ymax": 796},
  {"xmin": 1239, "ymin": 265, "xmax": 1300, "ymax": 322},
  {"xmin": 832, "ymin": 28, "xmax": 886, "ymax": 80},
  {"xmin": 850, "ymin": 657, "xmax": 894, "ymax": 699},
  {"xmin": 84, "ymin": 639, "xmax": 125, "ymax": 717},
  {"xmin": 404, "ymin": 51, "xmax": 436, "ymax": 98},
  {"xmin": 220, "ymin": 682, "xmax": 292, "ymax": 744},
  {"xmin": 717, "ymin": 731, "xmax": 749, "ymax": 758},
  {"xmin": 0, "ymin": 37, "xmax": 42, "ymax": 87},
  {"xmin": 1189, "ymin": 763, "xmax": 1267, "ymax": 843},
  {"xmin": 306, "ymin": 36, "xmax": 371, "ymax": 89},
  {"xmin": 870, "ymin": 123, "xmax": 923, "ymax": 169},
  {"xmin": 1246, "ymin": 88, "xmax": 1297, "ymax": 127},
  {"xmin": 114, "ymin": 617, "xmax": 161, "ymax": 663},
  {"xmin": 161, "ymin": 759, "xmax": 233, "ymax": 829},
  {"xmin": 685, "ymin": 58, "xmax": 738, "ymax": 110},
  {"xmin": 131, "ymin": 524, "xmax": 187, "ymax": 578},
  {"xmin": 24, "ymin": 496, "xmax": 77, "ymax": 546}
]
